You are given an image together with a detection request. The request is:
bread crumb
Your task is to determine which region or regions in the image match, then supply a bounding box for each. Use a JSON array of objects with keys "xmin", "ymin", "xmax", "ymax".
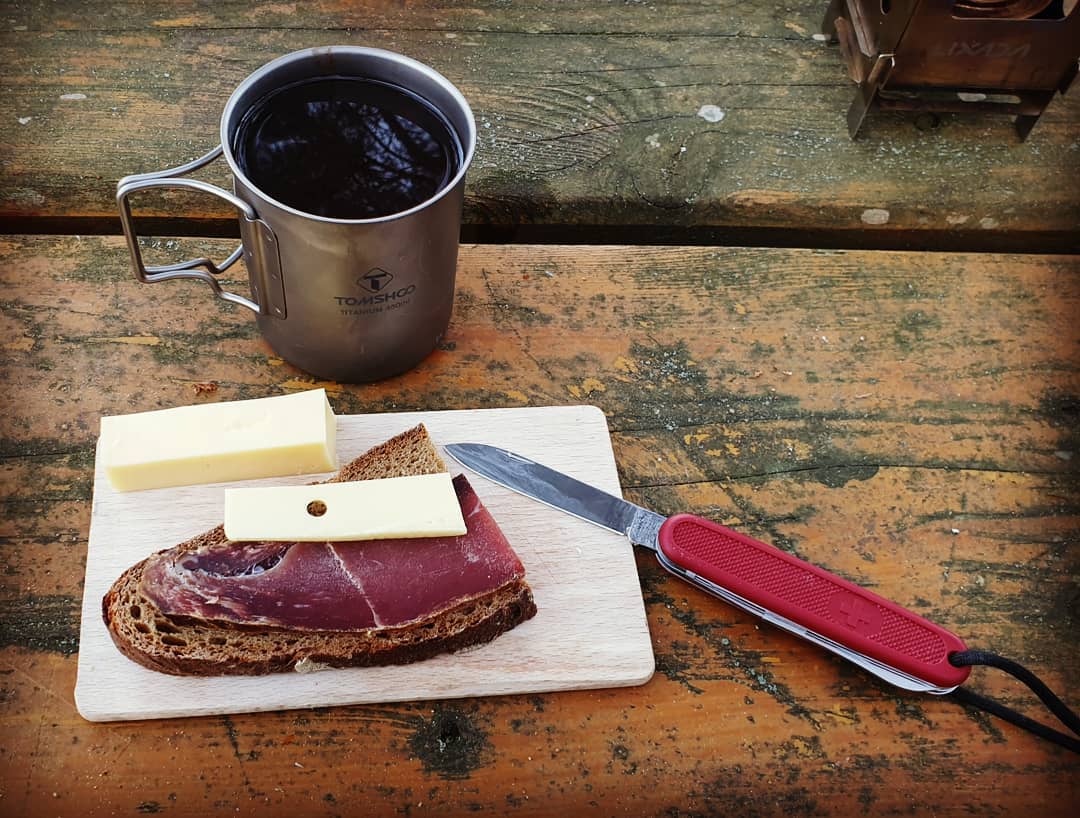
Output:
[{"xmin": 294, "ymin": 657, "xmax": 332, "ymax": 674}]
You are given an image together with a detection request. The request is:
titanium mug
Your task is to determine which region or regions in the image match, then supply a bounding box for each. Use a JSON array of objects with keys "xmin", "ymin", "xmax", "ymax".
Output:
[{"xmin": 116, "ymin": 46, "xmax": 477, "ymax": 382}]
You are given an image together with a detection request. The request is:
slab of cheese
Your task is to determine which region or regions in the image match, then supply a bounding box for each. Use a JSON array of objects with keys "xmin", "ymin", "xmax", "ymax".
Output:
[
  {"xmin": 222, "ymin": 472, "xmax": 467, "ymax": 542},
  {"xmin": 100, "ymin": 389, "xmax": 337, "ymax": 492}
]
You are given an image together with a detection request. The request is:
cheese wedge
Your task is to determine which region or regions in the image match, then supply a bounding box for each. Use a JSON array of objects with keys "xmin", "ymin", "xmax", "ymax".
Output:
[
  {"xmin": 222, "ymin": 473, "xmax": 467, "ymax": 542},
  {"xmin": 100, "ymin": 389, "xmax": 337, "ymax": 491}
]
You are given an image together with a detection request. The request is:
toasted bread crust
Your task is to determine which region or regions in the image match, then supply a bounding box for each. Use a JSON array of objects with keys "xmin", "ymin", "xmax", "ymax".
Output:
[{"xmin": 102, "ymin": 424, "xmax": 537, "ymax": 676}]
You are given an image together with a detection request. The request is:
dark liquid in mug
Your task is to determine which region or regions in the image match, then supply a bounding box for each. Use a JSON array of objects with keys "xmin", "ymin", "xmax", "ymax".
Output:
[{"xmin": 233, "ymin": 76, "xmax": 463, "ymax": 220}]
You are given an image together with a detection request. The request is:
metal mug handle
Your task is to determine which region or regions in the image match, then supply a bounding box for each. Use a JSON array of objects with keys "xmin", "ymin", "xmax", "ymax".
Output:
[{"xmin": 116, "ymin": 145, "xmax": 284, "ymax": 317}]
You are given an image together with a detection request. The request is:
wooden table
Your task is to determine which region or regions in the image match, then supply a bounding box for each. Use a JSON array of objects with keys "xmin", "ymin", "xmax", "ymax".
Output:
[{"xmin": 1, "ymin": 3, "xmax": 1078, "ymax": 816}]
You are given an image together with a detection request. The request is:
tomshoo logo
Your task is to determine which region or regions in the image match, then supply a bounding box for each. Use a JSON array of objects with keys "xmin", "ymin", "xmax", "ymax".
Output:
[
  {"xmin": 335, "ymin": 267, "xmax": 417, "ymax": 310},
  {"xmin": 357, "ymin": 267, "xmax": 394, "ymax": 293}
]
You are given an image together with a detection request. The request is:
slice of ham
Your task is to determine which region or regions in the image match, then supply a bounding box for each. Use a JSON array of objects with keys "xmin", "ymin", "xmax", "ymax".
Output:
[{"xmin": 140, "ymin": 475, "xmax": 526, "ymax": 630}]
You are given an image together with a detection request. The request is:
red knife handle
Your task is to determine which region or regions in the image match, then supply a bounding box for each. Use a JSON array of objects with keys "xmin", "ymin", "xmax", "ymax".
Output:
[{"xmin": 657, "ymin": 513, "xmax": 970, "ymax": 690}]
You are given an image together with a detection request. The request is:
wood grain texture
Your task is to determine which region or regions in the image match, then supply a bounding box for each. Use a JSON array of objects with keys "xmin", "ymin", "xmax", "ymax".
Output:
[
  {"xmin": 76, "ymin": 406, "xmax": 654, "ymax": 721},
  {"xmin": 1, "ymin": 237, "xmax": 1078, "ymax": 815},
  {"xmin": 0, "ymin": 2, "xmax": 1077, "ymax": 251}
]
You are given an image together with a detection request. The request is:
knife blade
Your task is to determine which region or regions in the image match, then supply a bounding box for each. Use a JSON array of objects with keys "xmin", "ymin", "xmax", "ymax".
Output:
[{"xmin": 445, "ymin": 442, "xmax": 970, "ymax": 694}]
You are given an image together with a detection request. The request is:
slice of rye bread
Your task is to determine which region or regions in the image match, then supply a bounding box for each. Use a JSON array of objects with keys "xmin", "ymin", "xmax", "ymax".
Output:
[{"xmin": 102, "ymin": 424, "xmax": 537, "ymax": 676}]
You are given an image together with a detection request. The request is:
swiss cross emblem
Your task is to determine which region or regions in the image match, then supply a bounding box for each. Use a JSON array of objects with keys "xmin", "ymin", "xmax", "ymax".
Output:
[{"xmin": 828, "ymin": 592, "xmax": 883, "ymax": 636}]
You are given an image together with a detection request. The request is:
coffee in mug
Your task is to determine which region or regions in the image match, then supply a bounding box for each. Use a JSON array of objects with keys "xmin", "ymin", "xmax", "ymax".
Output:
[{"xmin": 232, "ymin": 76, "xmax": 464, "ymax": 220}]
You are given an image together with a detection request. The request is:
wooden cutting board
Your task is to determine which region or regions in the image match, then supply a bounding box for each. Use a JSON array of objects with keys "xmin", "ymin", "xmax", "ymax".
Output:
[{"xmin": 75, "ymin": 405, "xmax": 655, "ymax": 721}]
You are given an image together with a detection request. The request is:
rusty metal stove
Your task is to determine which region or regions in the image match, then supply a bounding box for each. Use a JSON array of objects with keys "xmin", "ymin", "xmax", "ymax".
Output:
[{"xmin": 822, "ymin": 0, "xmax": 1079, "ymax": 138}]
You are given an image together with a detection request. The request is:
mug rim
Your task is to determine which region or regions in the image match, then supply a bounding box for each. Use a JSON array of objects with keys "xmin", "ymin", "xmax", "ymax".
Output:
[{"xmin": 219, "ymin": 45, "xmax": 477, "ymax": 225}]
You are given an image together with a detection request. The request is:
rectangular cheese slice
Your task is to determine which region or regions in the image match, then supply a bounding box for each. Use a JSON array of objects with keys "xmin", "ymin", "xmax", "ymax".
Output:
[
  {"xmin": 100, "ymin": 389, "xmax": 337, "ymax": 492},
  {"xmin": 222, "ymin": 473, "xmax": 467, "ymax": 542}
]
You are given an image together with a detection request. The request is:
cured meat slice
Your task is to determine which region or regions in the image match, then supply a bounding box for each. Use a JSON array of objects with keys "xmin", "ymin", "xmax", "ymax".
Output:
[
  {"xmin": 139, "ymin": 475, "xmax": 525, "ymax": 631},
  {"xmin": 141, "ymin": 540, "xmax": 378, "ymax": 630},
  {"xmin": 332, "ymin": 476, "xmax": 524, "ymax": 626}
]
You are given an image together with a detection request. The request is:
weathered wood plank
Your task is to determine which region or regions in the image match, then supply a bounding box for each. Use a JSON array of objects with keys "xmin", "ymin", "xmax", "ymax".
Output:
[
  {"xmin": 2, "ymin": 647, "xmax": 1078, "ymax": 817},
  {"xmin": 2, "ymin": 0, "xmax": 825, "ymax": 35},
  {"xmin": 1, "ymin": 237, "xmax": 1078, "ymax": 816},
  {"xmin": 2, "ymin": 234, "xmax": 1080, "ymax": 812},
  {"xmin": 1, "ymin": 2, "xmax": 1077, "ymax": 250}
]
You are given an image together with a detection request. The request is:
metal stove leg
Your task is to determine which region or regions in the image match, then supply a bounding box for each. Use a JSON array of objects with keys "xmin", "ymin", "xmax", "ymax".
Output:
[
  {"xmin": 1015, "ymin": 91, "xmax": 1055, "ymax": 141},
  {"xmin": 847, "ymin": 53, "xmax": 895, "ymax": 139}
]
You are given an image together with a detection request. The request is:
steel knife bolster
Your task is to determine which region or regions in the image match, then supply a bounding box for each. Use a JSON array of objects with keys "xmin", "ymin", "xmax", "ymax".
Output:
[{"xmin": 653, "ymin": 513, "xmax": 971, "ymax": 692}]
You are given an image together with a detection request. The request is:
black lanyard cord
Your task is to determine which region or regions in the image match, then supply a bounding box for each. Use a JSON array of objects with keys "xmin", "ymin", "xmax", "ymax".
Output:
[{"xmin": 948, "ymin": 649, "xmax": 1080, "ymax": 754}]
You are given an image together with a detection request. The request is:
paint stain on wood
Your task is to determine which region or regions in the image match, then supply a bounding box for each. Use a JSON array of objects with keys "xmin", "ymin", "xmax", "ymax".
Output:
[{"xmin": 407, "ymin": 704, "xmax": 494, "ymax": 779}]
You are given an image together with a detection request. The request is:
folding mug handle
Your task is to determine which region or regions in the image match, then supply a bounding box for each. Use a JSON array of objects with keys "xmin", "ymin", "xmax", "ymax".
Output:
[{"xmin": 116, "ymin": 145, "xmax": 284, "ymax": 317}]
